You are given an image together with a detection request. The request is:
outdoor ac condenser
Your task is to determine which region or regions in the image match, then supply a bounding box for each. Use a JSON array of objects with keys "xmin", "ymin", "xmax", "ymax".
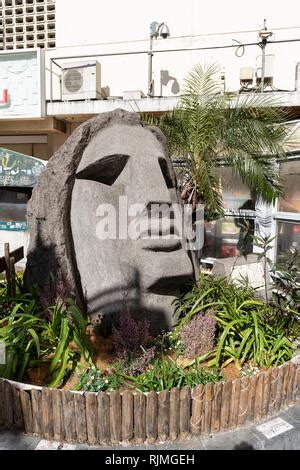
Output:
[{"xmin": 61, "ymin": 61, "xmax": 102, "ymax": 101}]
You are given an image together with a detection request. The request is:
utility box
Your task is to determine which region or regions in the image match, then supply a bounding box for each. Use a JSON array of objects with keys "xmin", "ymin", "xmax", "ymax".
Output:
[{"xmin": 122, "ymin": 90, "xmax": 145, "ymax": 100}]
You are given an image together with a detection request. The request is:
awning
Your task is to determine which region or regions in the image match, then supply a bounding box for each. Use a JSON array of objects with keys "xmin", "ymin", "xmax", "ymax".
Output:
[{"xmin": 0, "ymin": 147, "xmax": 46, "ymax": 188}]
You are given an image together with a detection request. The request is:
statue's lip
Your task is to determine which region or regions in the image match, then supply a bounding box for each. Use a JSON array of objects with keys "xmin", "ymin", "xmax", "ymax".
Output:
[{"xmin": 141, "ymin": 238, "xmax": 182, "ymax": 252}]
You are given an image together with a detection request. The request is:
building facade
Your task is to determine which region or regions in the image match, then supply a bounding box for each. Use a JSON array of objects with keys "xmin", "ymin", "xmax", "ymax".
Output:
[{"xmin": 0, "ymin": 0, "xmax": 299, "ymax": 266}]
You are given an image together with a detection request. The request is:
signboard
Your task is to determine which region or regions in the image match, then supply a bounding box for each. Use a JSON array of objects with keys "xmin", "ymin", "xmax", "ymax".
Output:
[
  {"xmin": 0, "ymin": 49, "xmax": 45, "ymax": 119},
  {"xmin": 256, "ymin": 417, "xmax": 293, "ymax": 439},
  {"xmin": 0, "ymin": 147, "xmax": 46, "ymax": 187},
  {"xmin": 0, "ymin": 221, "xmax": 27, "ymax": 232}
]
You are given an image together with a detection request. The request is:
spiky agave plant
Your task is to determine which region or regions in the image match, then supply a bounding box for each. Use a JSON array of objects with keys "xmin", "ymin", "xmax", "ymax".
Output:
[{"xmin": 152, "ymin": 63, "xmax": 289, "ymax": 220}]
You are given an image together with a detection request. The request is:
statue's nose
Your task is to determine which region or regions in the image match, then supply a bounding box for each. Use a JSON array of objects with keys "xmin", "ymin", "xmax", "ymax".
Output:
[{"xmin": 133, "ymin": 162, "xmax": 173, "ymax": 208}]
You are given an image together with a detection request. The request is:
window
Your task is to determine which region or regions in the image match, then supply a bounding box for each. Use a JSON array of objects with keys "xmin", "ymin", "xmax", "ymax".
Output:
[
  {"xmin": 0, "ymin": 0, "xmax": 56, "ymax": 51},
  {"xmin": 203, "ymin": 216, "xmax": 255, "ymax": 259},
  {"xmin": 278, "ymin": 161, "xmax": 300, "ymax": 213},
  {"xmin": 219, "ymin": 167, "xmax": 253, "ymax": 211},
  {"xmin": 276, "ymin": 221, "xmax": 300, "ymax": 258},
  {"xmin": 0, "ymin": 189, "xmax": 29, "ymax": 222},
  {"xmin": 202, "ymin": 168, "xmax": 256, "ymax": 260}
]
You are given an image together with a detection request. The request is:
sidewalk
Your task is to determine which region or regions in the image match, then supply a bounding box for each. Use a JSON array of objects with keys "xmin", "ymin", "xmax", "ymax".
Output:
[{"xmin": 0, "ymin": 404, "xmax": 299, "ymax": 451}]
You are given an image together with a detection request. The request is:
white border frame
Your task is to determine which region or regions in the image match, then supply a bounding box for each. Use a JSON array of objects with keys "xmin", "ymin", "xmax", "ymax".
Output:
[{"xmin": 0, "ymin": 48, "xmax": 45, "ymax": 120}]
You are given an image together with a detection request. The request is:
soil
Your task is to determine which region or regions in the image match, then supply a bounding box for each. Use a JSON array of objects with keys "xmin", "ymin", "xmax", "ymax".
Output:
[
  {"xmin": 222, "ymin": 362, "xmax": 241, "ymax": 381},
  {"xmin": 25, "ymin": 362, "xmax": 52, "ymax": 386},
  {"xmin": 21, "ymin": 330, "xmax": 254, "ymax": 390}
]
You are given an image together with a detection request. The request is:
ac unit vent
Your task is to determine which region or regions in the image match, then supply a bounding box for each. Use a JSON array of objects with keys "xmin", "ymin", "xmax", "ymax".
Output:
[
  {"xmin": 64, "ymin": 69, "xmax": 84, "ymax": 93},
  {"xmin": 61, "ymin": 61, "xmax": 102, "ymax": 101}
]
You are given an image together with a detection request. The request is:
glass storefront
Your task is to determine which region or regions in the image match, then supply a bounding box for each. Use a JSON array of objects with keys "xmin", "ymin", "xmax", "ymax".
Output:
[
  {"xmin": 278, "ymin": 161, "xmax": 300, "ymax": 213},
  {"xmin": 219, "ymin": 167, "xmax": 253, "ymax": 211},
  {"xmin": 276, "ymin": 221, "xmax": 300, "ymax": 257},
  {"xmin": 203, "ymin": 216, "xmax": 255, "ymax": 259},
  {"xmin": 201, "ymin": 159, "xmax": 300, "ymax": 263}
]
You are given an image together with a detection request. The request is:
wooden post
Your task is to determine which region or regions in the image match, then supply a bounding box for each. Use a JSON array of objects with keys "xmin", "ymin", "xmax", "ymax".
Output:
[
  {"xmin": 169, "ymin": 387, "xmax": 180, "ymax": 441},
  {"xmin": 4, "ymin": 243, "xmax": 11, "ymax": 296},
  {"xmin": 110, "ymin": 391, "xmax": 122, "ymax": 444},
  {"xmin": 12, "ymin": 387, "xmax": 24, "ymax": 431},
  {"xmin": 220, "ymin": 380, "xmax": 232, "ymax": 431},
  {"xmin": 41, "ymin": 388, "xmax": 53, "ymax": 440},
  {"xmin": 4, "ymin": 381, "xmax": 14, "ymax": 429},
  {"xmin": 202, "ymin": 383, "xmax": 214, "ymax": 435},
  {"xmin": 288, "ymin": 363, "xmax": 297, "ymax": 404},
  {"xmin": 254, "ymin": 373, "xmax": 264, "ymax": 423},
  {"xmin": 145, "ymin": 391, "xmax": 158, "ymax": 444},
  {"xmin": 295, "ymin": 365, "xmax": 300, "ymax": 402},
  {"xmin": 238, "ymin": 376, "xmax": 250, "ymax": 426},
  {"xmin": 282, "ymin": 363, "xmax": 291, "ymax": 408},
  {"xmin": 133, "ymin": 393, "xmax": 146, "ymax": 444},
  {"xmin": 274, "ymin": 366, "xmax": 285, "ymax": 413},
  {"xmin": 9, "ymin": 256, "xmax": 16, "ymax": 297},
  {"xmin": 228, "ymin": 379, "xmax": 240, "ymax": 430},
  {"xmin": 122, "ymin": 390, "xmax": 134, "ymax": 443},
  {"xmin": 0, "ymin": 380, "xmax": 5, "ymax": 426},
  {"xmin": 190, "ymin": 384, "xmax": 204, "ymax": 435},
  {"xmin": 85, "ymin": 393, "xmax": 98, "ymax": 445},
  {"xmin": 52, "ymin": 389, "xmax": 63, "ymax": 442},
  {"xmin": 247, "ymin": 374, "xmax": 258, "ymax": 423},
  {"xmin": 158, "ymin": 390, "xmax": 170, "ymax": 442},
  {"xmin": 74, "ymin": 393, "xmax": 88, "ymax": 444},
  {"xmin": 269, "ymin": 367, "xmax": 278, "ymax": 416},
  {"xmin": 98, "ymin": 392, "xmax": 110, "ymax": 444},
  {"xmin": 19, "ymin": 389, "xmax": 33, "ymax": 434},
  {"xmin": 62, "ymin": 391, "xmax": 76, "ymax": 443},
  {"xmin": 261, "ymin": 370, "xmax": 272, "ymax": 418},
  {"xmin": 211, "ymin": 382, "xmax": 223, "ymax": 434},
  {"xmin": 180, "ymin": 387, "xmax": 191, "ymax": 438},
  {"xmin": 31, "ymin": 388, "xmax": 43, "ymax": 435}
]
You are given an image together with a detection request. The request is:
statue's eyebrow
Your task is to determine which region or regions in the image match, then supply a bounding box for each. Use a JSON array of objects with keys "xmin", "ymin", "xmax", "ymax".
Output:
[{"xmin": 76, "ymin": 154, "xmax": 130, "ymax": 186}]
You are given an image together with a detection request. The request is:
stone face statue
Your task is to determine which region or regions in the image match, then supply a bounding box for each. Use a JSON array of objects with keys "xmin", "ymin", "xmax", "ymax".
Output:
[{"xmin": 24, "ymin": 109, "xmax": 197, "ymax": 332}]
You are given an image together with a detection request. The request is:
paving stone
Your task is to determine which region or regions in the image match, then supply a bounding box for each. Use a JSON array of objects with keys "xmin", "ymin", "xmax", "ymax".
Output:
[{"xmin": 0, "ymin": 428, "xmax": 39, "ymax": 450}]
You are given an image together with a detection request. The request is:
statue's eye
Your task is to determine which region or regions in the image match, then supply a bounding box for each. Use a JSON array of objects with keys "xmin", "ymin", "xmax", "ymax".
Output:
[
  {"xmin": 158, "ymin": 157, "xmax": 174, "ymax": 189},
  {"xmin": 76, "ymin": 154, "xmax": 129, "ymax": 186}
]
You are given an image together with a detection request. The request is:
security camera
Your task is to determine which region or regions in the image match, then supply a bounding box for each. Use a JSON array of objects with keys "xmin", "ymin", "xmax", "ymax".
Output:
[{"xmin": 159, "ymin": 23, "xmax": 170, "ymax": 39}]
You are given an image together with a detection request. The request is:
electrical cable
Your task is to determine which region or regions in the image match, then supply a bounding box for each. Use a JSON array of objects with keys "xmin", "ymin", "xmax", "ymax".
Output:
[{"xmin": 233, "ymin": 39, "xmax": 245, "ymax": 57}]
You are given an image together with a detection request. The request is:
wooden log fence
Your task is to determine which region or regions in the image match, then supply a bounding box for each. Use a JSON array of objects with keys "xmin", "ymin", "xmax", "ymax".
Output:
[
  {"xmin": 0, "ymin": 243, "xmax": 24, "ymax": 296},
  {"xmin": 0, "ymin": 359, "xmax": 298, "ymax": 445}
]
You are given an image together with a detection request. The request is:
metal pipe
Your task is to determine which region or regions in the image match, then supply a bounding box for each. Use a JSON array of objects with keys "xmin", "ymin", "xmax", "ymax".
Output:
[
  {"xmin": 50, "ymin": 59, "xmax": 53, "ymax": 102},
  {"xmin": 261, "ymin": 42, "xmax": 266, "ymax": 92},
  {"xmin": 148, "ymin": 37, "xmax": 154, "ymax": 97},
  {"xmin": 49, "ymin": 37, "xmax": 300, "ymax": 63}
]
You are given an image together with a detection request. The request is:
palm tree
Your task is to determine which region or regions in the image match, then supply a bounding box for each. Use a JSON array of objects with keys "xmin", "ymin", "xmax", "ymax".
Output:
[{"xmin": 156, "ymin": 64, "xmax": 289, "ymax": 221}]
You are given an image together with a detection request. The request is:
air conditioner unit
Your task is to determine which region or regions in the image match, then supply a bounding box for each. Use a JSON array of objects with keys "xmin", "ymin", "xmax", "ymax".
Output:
[{"xmin": 61, "ymin": 61, "xmax": 102, "ymax": 101}]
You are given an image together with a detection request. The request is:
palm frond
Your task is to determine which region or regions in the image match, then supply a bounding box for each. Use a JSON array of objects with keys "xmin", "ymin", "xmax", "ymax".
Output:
[{"xmin": 143, "ymin": 64, "xmax": 288, "ymax": 219}]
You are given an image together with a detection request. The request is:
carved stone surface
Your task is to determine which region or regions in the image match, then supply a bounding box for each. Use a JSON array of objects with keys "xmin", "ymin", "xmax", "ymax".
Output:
[{"xmin": 24, "ymin": 109, "xmax": 196, "ymax": 332}]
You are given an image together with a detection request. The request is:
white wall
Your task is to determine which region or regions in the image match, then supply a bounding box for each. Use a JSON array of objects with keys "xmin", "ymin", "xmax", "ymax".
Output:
[
  {"xmin": 0, "ymin": 230, "xmax": 29, "ymax": 269},
  {"xmin": 45, "ymin": 0, "xmax": 300, "ymax": 98}
]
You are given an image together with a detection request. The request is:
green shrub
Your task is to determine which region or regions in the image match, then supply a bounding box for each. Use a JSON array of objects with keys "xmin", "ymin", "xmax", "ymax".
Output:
[
  {"xmin": 174, "ymin": 274, "xmax": 295, "ymax": 370},
  {"xmin": 75, "ymin": 366, "xmax": 125, "ymax": 393},
  {"xmin": 128, "ymin": 357, "xmax": 222, "ymax": 392},
  {"xmin": 211, "ymin": 296, "xmax": 294, "ymax": 369},
  {"xmin": 0, "ymin": 278, "xmax": 93, "ymax": 387}
]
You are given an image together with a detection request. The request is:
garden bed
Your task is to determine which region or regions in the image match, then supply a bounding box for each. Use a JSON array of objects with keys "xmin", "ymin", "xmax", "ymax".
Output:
[{"xmin": 0, "ymin": 358, "xmax": 298, "ymax": 445}]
